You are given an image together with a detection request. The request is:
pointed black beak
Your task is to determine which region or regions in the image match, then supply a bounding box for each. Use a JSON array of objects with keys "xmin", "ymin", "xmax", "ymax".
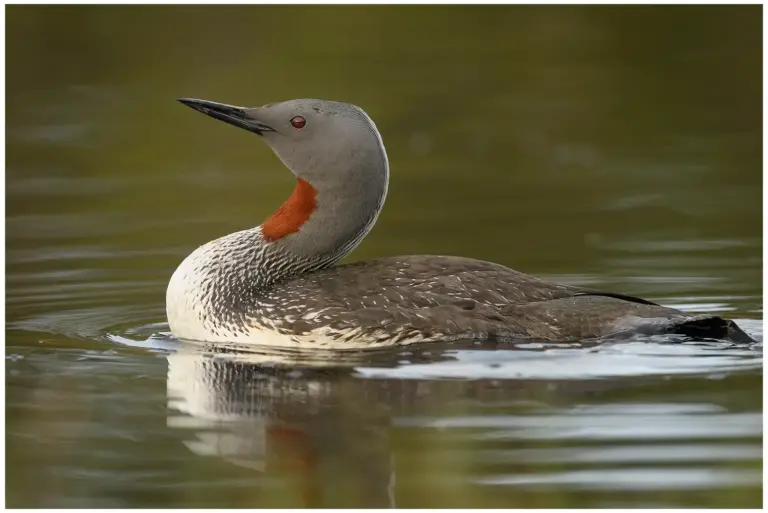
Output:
[{"xmin": 177, "ymin": 98, "xmax": 274, "ymax": 136}]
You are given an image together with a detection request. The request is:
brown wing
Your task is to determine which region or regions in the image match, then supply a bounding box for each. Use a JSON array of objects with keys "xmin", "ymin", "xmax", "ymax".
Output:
[{"xmin": 255, "ymin": 255, "xmax": 753, "ymax": 344}]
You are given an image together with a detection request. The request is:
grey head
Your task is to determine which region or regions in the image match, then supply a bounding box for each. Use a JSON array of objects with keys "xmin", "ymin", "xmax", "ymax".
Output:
[{"xmin": 178, "ymin": 97, "xmax": 389, "ymax": 268}]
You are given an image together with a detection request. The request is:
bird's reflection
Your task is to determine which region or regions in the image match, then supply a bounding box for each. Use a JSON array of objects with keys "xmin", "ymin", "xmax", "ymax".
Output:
[
  {"xmin": 164, "ymin": 339, "xmax": 669, "ymax": 507},
  {"xmin": 165, "ymin": 342, "xmax": 454, "ymax": 507}
]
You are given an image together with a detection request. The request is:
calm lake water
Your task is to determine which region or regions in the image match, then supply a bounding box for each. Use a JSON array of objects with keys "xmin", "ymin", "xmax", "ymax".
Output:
[{"xmin": 5, "ymin": 5, "xmax": 762, "ymax": 508}]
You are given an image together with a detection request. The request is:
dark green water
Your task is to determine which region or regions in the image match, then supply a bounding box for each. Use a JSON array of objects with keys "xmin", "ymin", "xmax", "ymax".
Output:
[{"xmin": 5, "ymin": 5, "xmax": 762, "ymax": 508}]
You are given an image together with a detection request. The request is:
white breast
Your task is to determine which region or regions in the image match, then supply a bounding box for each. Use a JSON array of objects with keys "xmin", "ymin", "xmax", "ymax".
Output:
[{"xmin": 166, "ymin": 245, "xmax": 217, "ymax": 342}]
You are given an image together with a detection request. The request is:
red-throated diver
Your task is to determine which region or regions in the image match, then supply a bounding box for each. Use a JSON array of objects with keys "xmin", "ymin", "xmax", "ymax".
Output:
[{"xmin": 167, "ymin": 97, "xmax": 754, "ymax": 348}]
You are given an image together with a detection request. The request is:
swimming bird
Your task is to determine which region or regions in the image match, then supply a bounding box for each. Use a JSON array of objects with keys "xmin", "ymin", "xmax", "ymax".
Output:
[{"xmin": 167, "ymin": 97, "xmax": 754, "ymax": 348}]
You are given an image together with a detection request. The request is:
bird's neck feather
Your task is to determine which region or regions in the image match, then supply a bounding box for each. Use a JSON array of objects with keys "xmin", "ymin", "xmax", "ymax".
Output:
[{"xmin": 255, "ymin": 162, "xmax": 388, "ymax": 287}]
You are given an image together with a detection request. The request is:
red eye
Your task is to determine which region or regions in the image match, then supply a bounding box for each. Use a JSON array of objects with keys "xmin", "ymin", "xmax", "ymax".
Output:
[{"xmin": 290, "ymin": 116, "xmax": 306, "ymax": 129}]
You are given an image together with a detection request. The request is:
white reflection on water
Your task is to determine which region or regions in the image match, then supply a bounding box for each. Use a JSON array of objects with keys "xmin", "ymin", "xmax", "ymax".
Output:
[
  {"xmin": 396, "ymin": 410, "xmax": 761, "ymax": 441},
  {"xmin": 355, "ymin": 324, "xmax": 761, "ymax": 381},
  {"xmin": 476, "ymin": 468, "xmax": 761, "ymax": 490},
  {"xmin": 477, "ymin": 443, "xmax": 759, "ymax": 464}
]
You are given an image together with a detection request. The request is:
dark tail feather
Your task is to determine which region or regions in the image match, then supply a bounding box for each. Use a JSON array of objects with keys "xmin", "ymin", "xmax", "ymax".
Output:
[{"xmin": 665, "ymin": 316, "xmax": 756, "ymax": 344}]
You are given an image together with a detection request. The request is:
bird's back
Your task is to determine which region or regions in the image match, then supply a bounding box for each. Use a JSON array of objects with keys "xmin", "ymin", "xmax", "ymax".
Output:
[{"xmin": 252, "ymin": 255, "xmax": 753, "ymax": 346}]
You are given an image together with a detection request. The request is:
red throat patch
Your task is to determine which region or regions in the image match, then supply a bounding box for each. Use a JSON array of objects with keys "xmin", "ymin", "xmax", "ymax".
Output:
[{"xmin": 262, "ymin": 178, "xmax": 318, "ymax": 241}]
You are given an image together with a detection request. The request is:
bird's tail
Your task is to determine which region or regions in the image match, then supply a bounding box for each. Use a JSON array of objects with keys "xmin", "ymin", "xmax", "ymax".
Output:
[{"xmin": 662, "ymin": 315, "xmax": 756, "ymax": 344}]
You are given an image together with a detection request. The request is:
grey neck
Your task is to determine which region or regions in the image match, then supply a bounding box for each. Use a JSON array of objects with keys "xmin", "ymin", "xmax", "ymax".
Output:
[
  {"xmin": 244, "ymin": 156, "xmax": 389, "ymax": 294},
  {"xmin": 280, "ymin": 171, "xmax": 388, "ymax": 267}
]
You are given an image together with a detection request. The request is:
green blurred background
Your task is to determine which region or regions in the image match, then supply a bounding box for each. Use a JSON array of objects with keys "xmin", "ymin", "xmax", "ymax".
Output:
[{"xmin": 5, "ymin": 5, "xmax": 762, "ymax": 508}]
